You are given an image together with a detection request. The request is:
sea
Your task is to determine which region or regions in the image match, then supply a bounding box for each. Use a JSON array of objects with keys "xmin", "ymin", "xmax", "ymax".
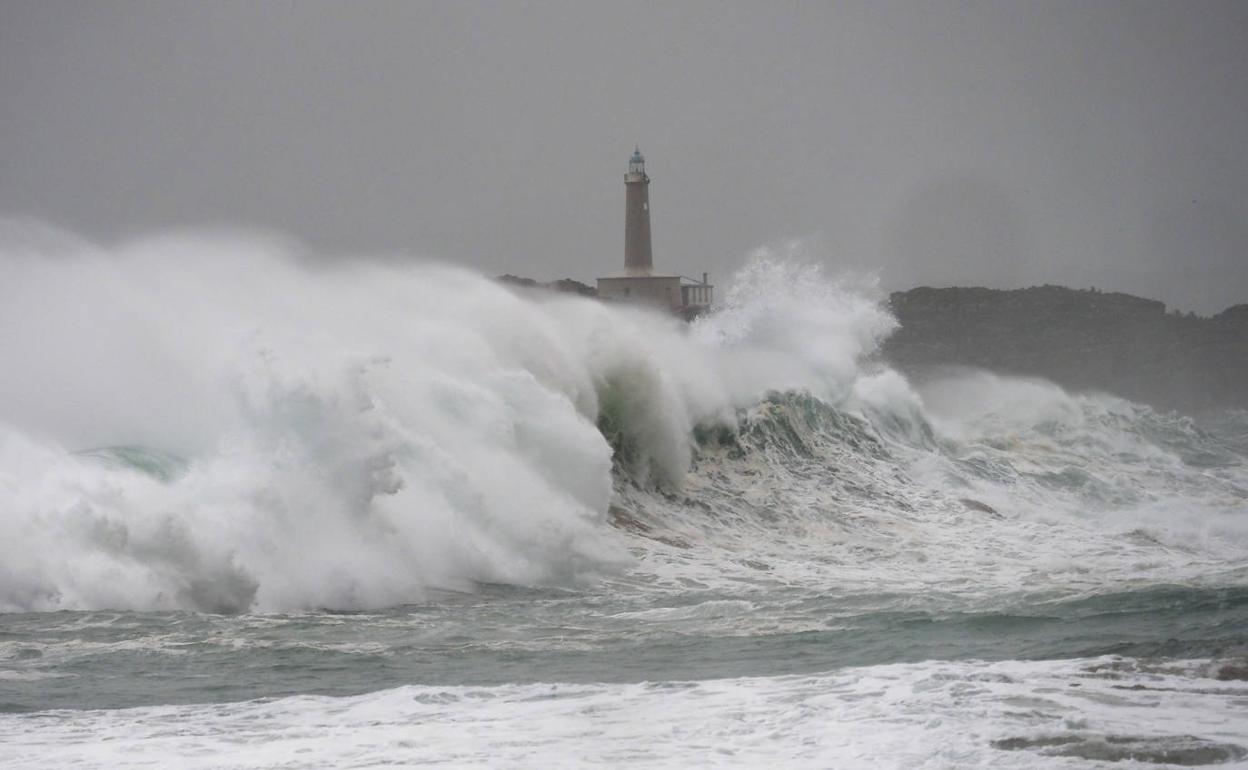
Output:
[{"xmin": 1, "ymin": 232, "xmax": 1246, "ymax": 768}]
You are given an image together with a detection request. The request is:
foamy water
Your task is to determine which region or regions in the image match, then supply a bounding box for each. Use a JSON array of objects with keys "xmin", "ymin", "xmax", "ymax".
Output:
[{"xmin": 4, "ymin": 657, "xmax": 1247, "ymax": 770}]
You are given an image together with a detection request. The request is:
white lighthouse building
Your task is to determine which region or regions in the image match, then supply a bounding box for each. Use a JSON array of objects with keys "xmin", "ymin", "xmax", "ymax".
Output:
[{"xmin": 596, "ymin": 148, "xmax": 713, "ymax": 316}]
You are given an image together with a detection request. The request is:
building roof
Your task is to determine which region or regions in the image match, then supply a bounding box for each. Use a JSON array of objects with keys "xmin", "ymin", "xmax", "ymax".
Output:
[{"xmin": 598, "ymin": 273, "xmax": 680, "ymax": 281}]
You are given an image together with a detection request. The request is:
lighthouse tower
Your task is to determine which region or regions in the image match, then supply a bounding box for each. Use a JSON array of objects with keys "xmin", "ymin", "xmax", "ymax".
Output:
[
  {"xmin": 597, "ymin": 147, "xmax": 713, "ymax": 315},
  {"xmin": 624, "ymin": 147, "xmax": 653, "ymax": 275}
]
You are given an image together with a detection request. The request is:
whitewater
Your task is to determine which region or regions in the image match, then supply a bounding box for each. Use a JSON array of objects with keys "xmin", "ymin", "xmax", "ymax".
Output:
[{"xmin": 1, "ymin": 228, "xmax": 1246, "ymax": 768}]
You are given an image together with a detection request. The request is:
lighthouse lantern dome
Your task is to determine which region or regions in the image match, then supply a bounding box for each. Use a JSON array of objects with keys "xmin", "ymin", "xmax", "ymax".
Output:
[{"xmin": 628, "ymin": 147, "xmax": 645, "ymax": 175}]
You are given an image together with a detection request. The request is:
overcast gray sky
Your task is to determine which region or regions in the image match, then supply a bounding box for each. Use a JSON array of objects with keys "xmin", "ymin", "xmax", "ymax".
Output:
[{"xmin": 2, "ymin": 0, "xmax": 1245, "ymax": 313}]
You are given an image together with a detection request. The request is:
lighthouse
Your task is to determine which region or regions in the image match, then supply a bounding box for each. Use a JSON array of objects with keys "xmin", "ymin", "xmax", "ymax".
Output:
[
  {"xmin": 624, "ymin": 147, "xmax": 653, "ymax": 275},
  {"xmin": 597, "ymin": 147, "xmax": 713, "ymax": 316}
]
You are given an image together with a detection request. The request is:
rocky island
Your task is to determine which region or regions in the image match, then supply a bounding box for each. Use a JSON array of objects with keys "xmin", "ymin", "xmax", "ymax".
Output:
[{"xmin": 883, "ymin": 285, "xmax": 1248, "ymax": 416}]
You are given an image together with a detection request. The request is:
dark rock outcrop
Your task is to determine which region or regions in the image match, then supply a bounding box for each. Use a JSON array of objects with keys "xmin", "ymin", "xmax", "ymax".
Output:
[{"xmin": 883, "ymin": 285, "xmax": 1248, "ymax": 415}]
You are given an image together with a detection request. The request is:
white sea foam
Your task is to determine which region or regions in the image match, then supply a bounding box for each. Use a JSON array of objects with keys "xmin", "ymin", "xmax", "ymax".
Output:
[
  {"xmin": 2, "ymin": 656, "xmax": 1245, "ymax": 769},
  {"xmin": 611, "ymin": 385, "xmax": 1248, "ymax": 609}
]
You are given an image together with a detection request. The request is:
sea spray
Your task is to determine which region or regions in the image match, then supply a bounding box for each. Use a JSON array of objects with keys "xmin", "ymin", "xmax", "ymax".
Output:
[
  {"xmin": 692, "ymin": 240, "xmax": 898, "ymax": 407},
  {"xmin": 3, "ymin": 227, "xmax": 1244, "ymax": 614},
  {"xmin": 0, "ymin": 229, "xmax": 903, "ymax": 612},
  {"xmin": 0, "ymin": 232, "xmax": 624, "ymax": 611}
]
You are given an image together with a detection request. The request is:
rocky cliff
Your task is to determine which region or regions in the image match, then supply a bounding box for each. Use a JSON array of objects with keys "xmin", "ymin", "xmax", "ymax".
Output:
[{"xmin": 883, "ymin": 285, "xmax": 1248, "ymax": 415}]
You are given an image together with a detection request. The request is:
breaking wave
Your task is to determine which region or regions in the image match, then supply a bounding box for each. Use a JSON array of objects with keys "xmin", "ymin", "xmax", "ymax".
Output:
[{"xmin": 0, "ymin": 227, "xmax": 1244, "ymax": 613}]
